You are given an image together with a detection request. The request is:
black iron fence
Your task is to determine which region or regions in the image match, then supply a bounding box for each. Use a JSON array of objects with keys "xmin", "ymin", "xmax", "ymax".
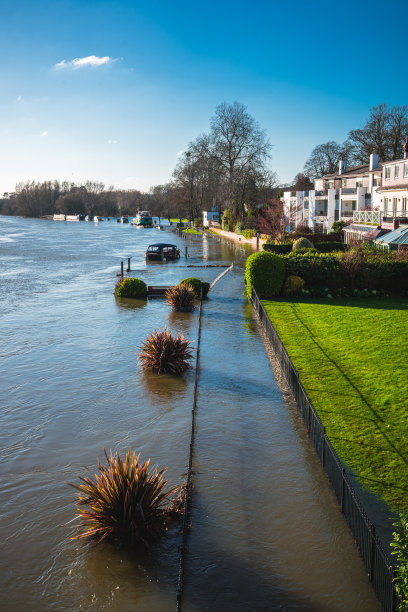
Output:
[{"xmin": 250, "ymin": 285, "xmax": 403, "ymax": 612}]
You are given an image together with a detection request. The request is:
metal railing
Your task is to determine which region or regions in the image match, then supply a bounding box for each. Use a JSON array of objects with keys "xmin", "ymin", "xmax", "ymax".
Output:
[{"xmin": 249, "ymin": 286, "xmax": 403, "ymax": 612}]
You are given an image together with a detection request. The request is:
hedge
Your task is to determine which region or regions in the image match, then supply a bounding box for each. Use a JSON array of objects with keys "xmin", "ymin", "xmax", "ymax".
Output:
[
  {"xmin": 245, "ymin": 251, "xmax": 285, "ymax": 298},
  {"xmin": 263, "ymin": 241, "xmax": 344, "ymax": 254},
  {"xmin": 263, "ymin": 243, "xmax": 292, "ymax": 254},
  {"xmin": 114, "ymin": 277, "xmax": 148, "ymax": 298}
]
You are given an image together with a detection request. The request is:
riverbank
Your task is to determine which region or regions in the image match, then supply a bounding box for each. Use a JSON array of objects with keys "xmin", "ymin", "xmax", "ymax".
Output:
[{"xmin": 209, "ymin": 226, "xmax": 267, "ymax": 249}]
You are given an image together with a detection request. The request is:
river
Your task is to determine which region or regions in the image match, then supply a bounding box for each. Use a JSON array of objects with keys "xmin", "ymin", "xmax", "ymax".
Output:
[{"xmin": 0, "ymin": 216, "xmax": 379, "ymax": 611}]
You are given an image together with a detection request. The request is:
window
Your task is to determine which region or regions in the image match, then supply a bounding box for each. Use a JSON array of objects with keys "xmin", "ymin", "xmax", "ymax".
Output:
[
  {"xmin": 404, "ymin": 163, "xmax": 408, "ymax": 177},
  {"xmin": 385, "ymin": 167, "xmax": 391, "ymax": 179},
  {"xmin": 328, "ymin": 181, "xmax": 334, "ymax": 189},
  {"xmin": 342, "ymin": 179, "xmax": 347, "ymax": 188},
  {"xmin": 373, "ymin": 176, "xmax": 379, "ymax": 186},
  {"xmin": 356, "ymin": 181, "xmax": 363, "ymax": 187},
  {"xmin": 403, "ymin": 198, "xmax": 407, "ymax": 215},
  {"xmin": 384, "ymin": 198, "xmax": 389, "ymax": 215},
  {"xmin": 395, "ymin": 165, "xmax": 399, "ymax": 178}
]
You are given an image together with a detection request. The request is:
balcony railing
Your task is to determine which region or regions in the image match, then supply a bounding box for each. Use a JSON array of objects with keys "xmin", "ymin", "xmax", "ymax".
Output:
[
  {"xmin": 353, "ymin": 210, "xmax": 380, "ymax": 225},
  {"xmin": 340, "ymin": 211, "xmax": 354, "ymax": 218},
  {"xmin": 341, "ymin": 188, "xmax": 357, "ymax": 194}
]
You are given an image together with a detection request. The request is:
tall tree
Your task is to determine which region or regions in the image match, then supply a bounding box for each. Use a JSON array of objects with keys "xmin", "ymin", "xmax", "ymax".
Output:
[
  {"xmin": 346, "ymin": 103, "xmax": 408, "ymax": 164},
  {"xmin": 303, "ymin": 141, "xmax": 351, "ymax": 179},
  {"xmin": 209, "ymin": 102, "xmax": 272, "ymax": 212}
]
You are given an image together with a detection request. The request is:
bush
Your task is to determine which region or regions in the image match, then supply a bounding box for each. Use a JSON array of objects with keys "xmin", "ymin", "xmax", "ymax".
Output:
[
  {"xmin": 291, "ymin": 232, "xmax": 343, "ymax": 243},
  {"xmin": 314, "ymin": 241, "xmax": 345, "ymax": 253},
  {"xmin": 245, "ymin": 251, "xmax": 285, "ymax": 298},
  {"xmin": 70, "ymin": 448, "xmax": 181, "ymax": 547},
  {"xmin": 331, "ymin": 220, "xmax": 346, "ymax": 232},
  {"xmin": 114, "ymin": 277, "xmax": 147, "ymax": 299},
  {"xmin": 180, "ymin": 277, "xmax": 210, "ymax": 298},
  {"xmin": 284, "ymin": 275, "xmax": 305, "ymax": 296},
  {"xmin": 165, "ymin": 283, "xmax": 195, "ymax": 312},
  {"xmin": 391, "ymin": 514, "xmax": 408, "ymax": 610},
  {"xmin": 242, "ymin": 229, "xmax": 257, "ymax": 239},
  {"xmin": 222, "ymin": 209, "xmax": 231, "ymax": 231},
  {"xmin": 293, "ymin": 237, "xmax": 314, "ymax": 251},
  {"xmin": 194, "ymin": 217, "xmax": 203, "ymax": 227},
  {"xmin": 138, "ymin": 327, "xmax": 193, "ymax": 374},
  {"xmin": 294, "ymin": 247, "xmax": 319, "ymax": 255},
  {"xmin": 234, "ymin": 222, "xmax": 243, "ymax": 235},
  {"xmin": 263, "ymin": 243, "xmax": 292, "ymax": 254},
  {"xmin": 284, "ymin": 253, "xmax": 345, "ymax": 290}
]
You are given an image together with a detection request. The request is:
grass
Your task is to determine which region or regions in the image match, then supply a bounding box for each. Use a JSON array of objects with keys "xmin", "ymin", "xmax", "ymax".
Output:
[
  {"xmin": 182, "ymin": 228, "xmax": 202, "ymax": 235},
  {"xmin": 169, "ymin": 218, "xmax": 188, "ymax": 223},
  {"xmin": 262, "ymin": 297, "xmax": 408, "ymax": 513}
]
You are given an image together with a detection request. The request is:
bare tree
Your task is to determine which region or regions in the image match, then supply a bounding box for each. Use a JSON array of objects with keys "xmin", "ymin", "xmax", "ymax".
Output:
[
  {"xmin": 303, "ymin": 141, "xmax": 351, "ymax": 179},
  {"xmin": 346, "ymin": 103, "xmax": 408, "ymax": 164}
]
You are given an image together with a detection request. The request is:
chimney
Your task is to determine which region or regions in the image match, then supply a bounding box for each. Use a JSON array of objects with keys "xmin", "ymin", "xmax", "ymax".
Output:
[
  {"xmin": 339, "ymin": 157, "xmax": 347, "ymax": 174},
  {"xmin": 404, "ymin": 136, "xmax": 408, "ymax": 159},
  {"xmin": 370, "ymin": 153, "xmax": 379, "ymax": 170}
]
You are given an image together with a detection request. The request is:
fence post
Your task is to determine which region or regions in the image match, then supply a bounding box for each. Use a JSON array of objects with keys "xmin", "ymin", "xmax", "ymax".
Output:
[
  {"xmin": 321, "ymin": 427, "xmax": 326, "ymax": 467},
  {"xmin": 120, "ymin": 260, "xmax": 124, "ymax": 276},
  {"xmin": 127, "ymin": 257, "xmax": 130, "ymax": 272},
  {"xmin": 341, "ymin": 468, "xmax": 346, "ymax": 512},
  {"xmin": 369, "ymin": 524, "xmax": 376, "ymax": 582}
]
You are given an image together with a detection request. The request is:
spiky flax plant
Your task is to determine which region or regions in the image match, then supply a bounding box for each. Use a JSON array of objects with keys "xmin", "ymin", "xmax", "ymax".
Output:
[
  {"xmin": 70, "ymin": 448, "xmax": 180, "ymax": 547},
  {"xmin": 164, "ymin": 283, "xmax": 195, "ymax": 312},
  {"xmin": 138, "ymin": 327, "xmax": 193, "ymax": 374}
]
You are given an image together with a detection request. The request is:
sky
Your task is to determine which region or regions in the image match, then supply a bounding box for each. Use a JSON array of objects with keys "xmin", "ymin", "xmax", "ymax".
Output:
[{"xmin": 0, "ymin": 0, "xmax": 407, "ymax": 194}]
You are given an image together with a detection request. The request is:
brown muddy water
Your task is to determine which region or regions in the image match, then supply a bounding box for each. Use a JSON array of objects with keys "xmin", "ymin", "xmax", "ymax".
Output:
[{"xmin": 0, "ymin": 216, "xmax": 380, "ymax": 611}]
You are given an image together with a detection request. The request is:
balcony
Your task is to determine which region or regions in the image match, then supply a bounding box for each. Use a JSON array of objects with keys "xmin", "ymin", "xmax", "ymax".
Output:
[
  {"xmin": 315, "ymin": 190, "xmax": 328, "ymax": 197},
  {"xmin": 340, "ymin": 211, "xmax": 354, "ymax": 218},
  {"xmin": 341, "ymin": 188, "xmax": 357, "ymax": 195},
  {"xmin": 353, "ymin": 211, "xmax": 380, "ymax": 225},
  {"xmin": 382, "ymin": 216, "xmax": 408, "ymax": 230}
]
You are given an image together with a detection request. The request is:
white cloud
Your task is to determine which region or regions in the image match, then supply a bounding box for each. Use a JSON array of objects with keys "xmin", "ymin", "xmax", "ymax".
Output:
[
  {"xmin": 40, "ymin": 131, "xmax": 48, "ymax": 137},
  {"xmin": 176, "ymin": 150, "xmax": 184, "ymax": 157},
  {"xmin": 54, "ymin": 55, "xmax": 117, "ymax": 70}
]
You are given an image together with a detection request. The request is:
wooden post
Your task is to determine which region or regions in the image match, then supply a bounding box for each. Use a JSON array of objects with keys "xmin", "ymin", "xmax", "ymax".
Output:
[
  {"xmin": 256, "ymin": 232, "xmax": 260, "ymax": 251},
  {"xmin": 120, "ymin": 261, "xmax": 124, "ymax": 276},
  {"xmin": 127, "ymin": 258, "xmax": 130, "ymax": 272},
  {"xmin": 185, "ymin": 246, "xmax": 188, "ymax": 258}
]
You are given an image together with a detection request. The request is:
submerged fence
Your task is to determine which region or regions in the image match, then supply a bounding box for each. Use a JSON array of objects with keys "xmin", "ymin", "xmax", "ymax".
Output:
[{"xmin": 250, "ymin": 286, "xmax": 402, "ymax": 612}]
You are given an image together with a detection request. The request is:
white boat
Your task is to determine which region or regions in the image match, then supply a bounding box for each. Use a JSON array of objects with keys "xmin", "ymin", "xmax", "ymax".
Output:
[
  {"xmin": 93, "ymin": 216, "xmax": 104, "ymax": 222},
  {"xmin": 66, "ymin": 215, "xmax": 80, "ymax": 221},
  {"xmin": 53, "ymin": 214, "xmax": 66, "ymax": 221},
  {"xmin": 120, "ymin": 216, "xmax": 129, "ymax": 223},
  {"xmin": 131, "ymin": 210, "xmax": 151, "ymax": 225},
  {"xmin": 85, "ymin": 215, "xmax": 91, "ymax": 221}
]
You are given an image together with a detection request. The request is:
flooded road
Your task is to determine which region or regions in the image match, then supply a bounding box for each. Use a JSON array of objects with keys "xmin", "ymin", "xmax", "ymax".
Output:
[{"xmin": 0, "ymin": 216, "xmax": 379, "ymax": 610}]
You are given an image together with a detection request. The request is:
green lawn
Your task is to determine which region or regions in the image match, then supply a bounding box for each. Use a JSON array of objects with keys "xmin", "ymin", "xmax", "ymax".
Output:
[
  {"xmin": 169, "ymin": 218, "xmax": 188, "ymax": 223},
  {"xmin": 262, "ymin": 297, "xmax": 408, "ymax": 513},
  {"xmin": 182, "ymin": 227, "xmax": 202, "ymax": 235}
]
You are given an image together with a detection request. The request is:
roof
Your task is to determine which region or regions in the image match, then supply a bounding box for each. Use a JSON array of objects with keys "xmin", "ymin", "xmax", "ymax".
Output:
[
  {"xmin": 376, "ymin": 183, "xmax": 408, "ymax": 192},
  {"xmin": 364, "ymin": 228, "xmax": 390, "ymax": 240},
  {"xmin": 375, "ymin": 225, "xmax": 408, "ymax": 245},
  {"xmin": 147, "ymin": 243, "xmax": 178, "ymax": 248},
  {"xmin": 343, "ymin": 224, "xmax": 375, "ymax": 233},
  {"xmin": 323, "ymin": 164, "xmax": 370, "ymax": 179}
]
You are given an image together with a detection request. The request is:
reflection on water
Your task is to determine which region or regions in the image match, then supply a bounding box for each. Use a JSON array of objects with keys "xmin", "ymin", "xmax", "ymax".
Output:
[{"xmin": 0, "ymin": 216, "xmax": 379, "ymax": 611}]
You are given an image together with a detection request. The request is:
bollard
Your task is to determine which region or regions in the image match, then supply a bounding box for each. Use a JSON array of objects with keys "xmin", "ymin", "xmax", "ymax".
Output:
[
  {"xmin": 127, "ymin": 257, "xmax": 131, "ymax": 272},
  {"xmin": 185, "ymin": 246, "xmax": 188, "ymax": 258},
  {"xmin": 121, "ymin": 260, "xmax": 124, "ymax": 276}
]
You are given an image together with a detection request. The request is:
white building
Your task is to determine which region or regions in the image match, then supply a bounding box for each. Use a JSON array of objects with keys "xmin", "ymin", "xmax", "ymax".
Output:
[{"xmin": 203, "ymin": 207, "xmax": 221, "ymax": 227}]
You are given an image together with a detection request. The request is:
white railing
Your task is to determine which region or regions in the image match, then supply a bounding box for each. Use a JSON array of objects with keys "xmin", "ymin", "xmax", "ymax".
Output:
[{"xmin": 353, "ymin": 210, "xmax": 380, "ymax": 224}]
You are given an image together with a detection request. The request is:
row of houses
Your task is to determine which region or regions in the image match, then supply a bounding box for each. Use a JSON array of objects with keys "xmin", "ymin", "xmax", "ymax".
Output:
[{"xmin": 283, "ymin": 138, "xmax": 408, "ymax": 243}]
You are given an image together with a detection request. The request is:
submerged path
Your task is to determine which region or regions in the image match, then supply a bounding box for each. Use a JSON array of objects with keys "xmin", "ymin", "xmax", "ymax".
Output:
[{"xmin": 182, "ymin": 264, "xmax": 380, "ymax": 611}]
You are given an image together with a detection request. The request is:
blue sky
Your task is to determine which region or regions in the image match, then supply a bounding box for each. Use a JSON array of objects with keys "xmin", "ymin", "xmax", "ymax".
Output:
[{"xmin": 0, "ymin": 0, "xmax": 407, "ymax": 193}]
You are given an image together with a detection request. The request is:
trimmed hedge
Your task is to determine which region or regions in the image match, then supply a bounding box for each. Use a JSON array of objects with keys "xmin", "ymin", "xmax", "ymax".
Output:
[
  {"xmin": 284, "ymin": 275, "xmax": 305, "ymax": 296},
  {"xmin": 245, "ymin": 251, "xmax": 285, "ymax": 298},
  {"xmin": 314, "ymin": 241, "xmax": 345, "ymax": 252},
  {"xmin": 293, "ymin": 237, "xmax": 313, "ymax": 250},
  {"xmin": 180, "ymin": 277, "xmax": 210, "ymax": 298},
  {"xmin": 115, "ymin": 277, "xmax": 148, "ymax": 299},
  {"xmin": 263, "ymin": 243, "xmax": 292, "ymax": 254},
  {"xmin": 291, "ymin": 232, "xmax": 343, "ymax": 243}
]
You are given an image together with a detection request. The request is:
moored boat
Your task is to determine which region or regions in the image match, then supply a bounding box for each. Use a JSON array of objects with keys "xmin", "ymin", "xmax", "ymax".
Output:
[
  {"xmin": 53, "ymin": 214, "xmax": 66, "ymax": 221},
  {"xmin": 93, "ymin": 216, "xmax": 104, "ymax": 222}
]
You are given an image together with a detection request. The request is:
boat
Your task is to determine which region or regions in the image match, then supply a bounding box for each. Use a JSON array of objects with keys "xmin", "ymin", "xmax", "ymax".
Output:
[
  {"xmin": 93, "ymin": 216, "xmax": 104, "ymax": 222},
  {"xmin": 131, "ymin": 210, "xmax": 153, "ymax": 227},
  {"xmin": 53, "ymin": 214, "xmax": 66, "ymax": 221},
  {"xmin": 145, "ymin": 243, "xmax": 180, "ymax": 261},
  {"xmin": 85, "ymin": 215, "xmax": 91, "ymax": 221},
  {"xmin": 66, "ymin": 215, "xmax": 80, "ymax": 221},
  {"xmin": 120, "ymin": 216, "xmax": 129, "ymax": 224}
]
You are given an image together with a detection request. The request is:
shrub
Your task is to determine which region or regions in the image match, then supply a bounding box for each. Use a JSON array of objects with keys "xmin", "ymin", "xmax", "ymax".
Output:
[
  {"xmin": 165, "ymin": 283, "xmax": 195, "ymax": 312},
  {"xmin": 242, "ymin": 229, "xmax": 257, "ymax": 239},
  {"xmin": 291, "ymin": 232, "xmax": 343, "ymax": 243},
  {"xmin": 284, "ymin": 253, "xmax": 345, "ymax": 290},
  {"xmin": 114, "ymin": 277, "xmax": 147, "ymax": 299},
  {"xmin": 293, "ymin": 237, "xmax": 313, "ymax": 251},
  {"xmin": 314, "ymin": 241, "xmax": 345, "ymax": 253},
  {"xmin": 180, "ymin": 277, "xmax": 210, "ymax": 299},
  {"xmin": 222, "ymin": 209, "xmax": 231, "ymax": 231},
  {"xmin": 138, "ymin": 327, "xmax": 193, "ymax": 374},
  {"xmin": 263, "ymin": 243, "xmax": 292, "ymax": 254},
  {"xmin": 391, "ymin": 514, "xmax": 408, "ymax": 610},
  {"xmin": 284, "ymin": 275, "xmax": 305, "ymax": 296},
  {"xmin": 234, "ymin": 222, "xmax": 243, "ymax": 235},
  {"xmin": 70, "ymin": 448, "xmax": 181, "ymax": 547},
  {"xmin": 245, "ymin": 251, "xmax": 285, "ymax": 298},
  {"xmin": 194, "ymin": 217, "xmax": 203, "ymax": 227},
  {"xmin": 331, "ymin": 220, "xmax": 346, "ymax": 232},
  {"xmin": 294, "ymin": 247, "xmax": 319, "ymax": 255}
]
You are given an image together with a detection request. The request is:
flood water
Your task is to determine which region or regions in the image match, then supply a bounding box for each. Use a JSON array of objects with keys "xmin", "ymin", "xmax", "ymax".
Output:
[{"xmin": 0, "ymin": 216, "xmax": 380, "ymax": 611}]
